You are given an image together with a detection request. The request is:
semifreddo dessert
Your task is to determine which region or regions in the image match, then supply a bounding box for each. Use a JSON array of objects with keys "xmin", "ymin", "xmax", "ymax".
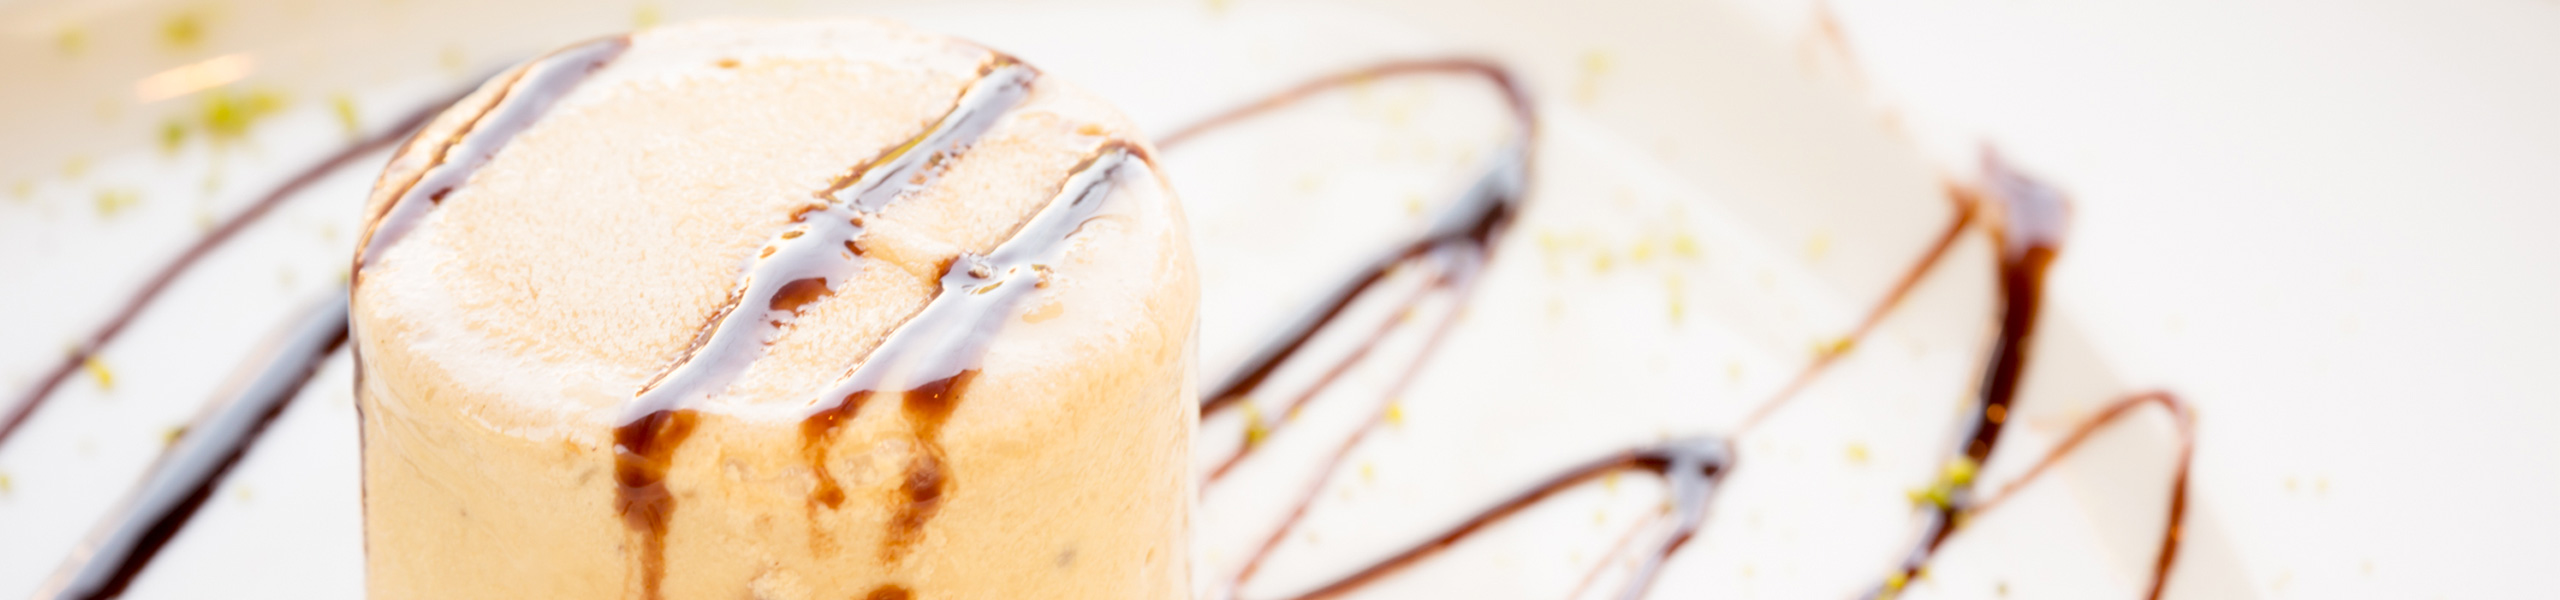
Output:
[{"xmin": 347, "ymin": 19, "xmax": 1196, "ymax": 600}]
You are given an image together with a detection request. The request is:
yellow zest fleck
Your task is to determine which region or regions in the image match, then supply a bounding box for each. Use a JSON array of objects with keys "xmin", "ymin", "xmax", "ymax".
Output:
[
  {"xmin": 1205, "ymin": 0, "xmax": 1230, "ymax": 15},
  {"xmin": 1630, "ymin": 238, "xmax": 1656, "ymax": 263},
  {"xmin": 160, "ymin": 11, "xmax": 206, "ymax": 50},
  {"xmin": 1241, "ymin": 403, "xmax": 1269, "ymax": 449},
  {"xmin": 94, "ymin": 189, "xmax": 142, "ymax": 219},
  {"xmin": 1382, "ymin": 402, "xmax": 1405, "ymax": 428},
  {"xmin": 1814, "ymin": 336, "xmax": 1856, "ymax": 360},
  {"xmin": 1359, "ymin": 461, "xmax": 1375, "ymax": 483},
  {"xmin": 200, "ymin": 88, "xmax": 288, "ymax": 144},
  {"xmin": 1592, "ymin": 249, "xmax": 1614, "ymax": 273},
  {"xmin": 159, "ymin": 120, "xmax": 188, "ymax": 154},
  {"xmin": 332, "ymin": 94, "xmax": 363, "ymax": 139},
  {"xmin": 1943, "ymin": 457, "xmax": 1977, "ymax": 487},
  {"xmin": 163, "ymin": 425, "xmax": 189, "ymax": 446},
  {"xmin": 1725, "ymin": 360, "xmax": 1743, "ymax": 384},
  {"xmin": 1671, "ymin": 232, "xmax": 1702, "ymax": 259},
  {"xmin": 1805, "ymin": 231, "xmax": 1832, "ymax": 261},
  {"xmin": 0, "ymin": 471, "xmax": 12, "ymax": 494},
  {"xmin": 1884, "ymin": 570, "xmax": 1909, "ymax": 591},
  {"xmin": 1594, "ymin": 509, "xmax": 1608, "ymax": 525},
  {"xmin": 1404, "ymin": 193, "xmax": 1425, "ymax": 216},
  {"xmin": 56, "ymin": 27, "xmax": 87, "ymax": 57},
  {"xmin": 1575, "ymin": 49, "xmax": 1612, "ymax": 105},
  {"xmin": 1845, "ymin": 442, "xmax": 1870, "ymax": 465},
  {"xmin": 441, "ymin": 46, "xmax": 469, "ymax": 75},
  {"xmin": 64, "ymin": 156, "xmax": 91, "ymax": 179},
  {"xmin": 634, "ymin": 4, "xmax": 663, "ymax": 28},
  {"xmin": 1603, "ymin": 471, "xmax": 1621, "ymax": 492},
  {"xmin": 9, "ymin": 180, "xmax": 30, "ymax": 202}
]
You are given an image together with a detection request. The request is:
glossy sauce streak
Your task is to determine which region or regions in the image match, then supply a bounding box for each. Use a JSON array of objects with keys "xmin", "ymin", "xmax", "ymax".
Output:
[
  {"xmin": 1270, "ymin": 440, "xmax": 1728, "ymax": 600},
  {"xmin": 610, "ymin": 58, "xmax": 1038, "ymax": 597},
  {"xmin": 34, "ymin": 298, "xmax": 351, "ymax": 600},
  {"xmin": 1163, "ymin": 64, "xmax": 2195, "ymax": 600},
  {"xmin": 0, "ymin": 89, "xmax": 455, "ymax": 451},
  {"xmin": 354, "ymin": 36, "xmax": 629, "ymax": 269},
  {"xmin": 619, "ymin": 59, "xmax": 1037, "ymax": 422},
  {"xmin": 1181, "ymin": 60, "xmax": 1534, "ymax": 417},
  {"xmin": 1864, "ymin": 157, "xmax": 2192, "ymax": 600},
  {"xmin": 798, "ymin": 143, "xmax": 1147, "ymax": 562}
]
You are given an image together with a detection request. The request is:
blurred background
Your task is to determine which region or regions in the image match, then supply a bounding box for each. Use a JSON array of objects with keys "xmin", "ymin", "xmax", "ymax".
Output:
[{"xmin": 2, "ymin": 0, "xmax": 2556, "ymax": 598}]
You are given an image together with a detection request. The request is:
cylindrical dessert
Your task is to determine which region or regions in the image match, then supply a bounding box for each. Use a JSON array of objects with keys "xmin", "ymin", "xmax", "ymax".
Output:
[{"xmin": 348, "ymin": 19, "xmax": 1195, "ymax": 600}]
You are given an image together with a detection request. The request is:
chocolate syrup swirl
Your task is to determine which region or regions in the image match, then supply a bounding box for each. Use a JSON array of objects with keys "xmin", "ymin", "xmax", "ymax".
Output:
[
  {"xmin": 353, "ymin": 36, "xmax": 628, "ymax": 270},
  {"xmin": 796, "ymin": 143, "xmax": 1150, "ymax": 561},
  {"xmin": 1160, "ymin": 64, "xmax": 2197, "ymax": 600},
  {"xmin": 609, "ymin": 58, "xmax": 1040, "ymax": 597},
  {"xmin": 10, "ymin": 44, "xmax": 2200, "ymax": 600},
  {"xmin": 1181, "ymin": 59, "xmax": 1535, "ymax": 418},
  {"xmin": 1859, "ymin": 158, "xmax": 2193, "ymax": 600}
]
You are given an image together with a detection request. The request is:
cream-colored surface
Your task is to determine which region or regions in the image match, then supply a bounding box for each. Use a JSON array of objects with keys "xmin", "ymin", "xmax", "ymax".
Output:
[{"xmin": 348, "ymin": 19, "xmax": 1195, "ymax": 599}]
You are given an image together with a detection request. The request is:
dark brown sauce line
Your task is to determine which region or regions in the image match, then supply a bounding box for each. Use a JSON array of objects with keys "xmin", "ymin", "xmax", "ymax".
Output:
[
  {"xmin": 1204, "ymin": 262, "xmax": 1441, "ymax": 483},
  {"xmin": 1958, "ymin": 391, "xmax": 2194, "ymax": 600},
  {"xmin": 620, "ymin": 57, "xmax": 1038, "ymax": 420},
  {"xmin": 794, "ymin": 142, "xmax": 1147, "ymax": 564},
  {"xmin": 1169, "ymin": 59, "xmax": 1536, "ymax": 416},
  {"xmin": 1254, "ymin": 441, "xmax": 1728, "ymax": 600},
  {"xmin": 1160, "ymin": 56, "xmax": 2201, "ymax": 600},
  {"xmin": 1733, "ymin": 189, "xmax": 1978, "ymax": 435},
  {"xmin": 1860, "ymin": 156, "xmax": 2191, "ymax": 600},
  {"xmin": 0, "ymin": 91, "xmax": 457, "ymax": 451},
  {"xmin": 354, "ymin": 35, "xmax": 630, "ymax": 270},
  {"xmin": 610, "ymin": 58, "xmax": 1041, "ymax": 598},
  {"xmin": 1563, "ymin": 508, "xmax": 1670, "ymax": 600},
  {"xmin": 1225, "ymin": 249, "xmax": 1488, "ymax": 590},
  {"xmin": 34, "ymin": 295, "xmax": 352, "ymax": 600}
]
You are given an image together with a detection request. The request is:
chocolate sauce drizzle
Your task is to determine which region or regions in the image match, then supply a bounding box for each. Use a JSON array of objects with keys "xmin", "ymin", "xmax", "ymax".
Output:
[
  {"xmin": 0, "ymin": 89, "xmax": 463, "ymax": 452},
  {"xmin": 796, "ymin": 143, "xmax": 1149, "ymax": 562},
  {"xmin": 1178, "ymin": 59, "xmax": 1534, "ymax": 419},
  {"xmin": 35, "ymin": 296, "xmax": 351, "ymax": 600},
  {"xmin": 353, "ymin": 36, "xmax": 628, "ymax": 269},
  {"xmin": 10, "ymin": 45, "xmax": 2203, "ymax": 600},
  {"xmin": 1858, "ymin": 158, "xmax": 2193, "ymax": 600},
  {"xmin": 608, "ymin": 58, "xmax": 1040, "ymax": 598},
  {"xmin": 1162, "ymin": 65, "xmax": 2198, "ymax": 600}
]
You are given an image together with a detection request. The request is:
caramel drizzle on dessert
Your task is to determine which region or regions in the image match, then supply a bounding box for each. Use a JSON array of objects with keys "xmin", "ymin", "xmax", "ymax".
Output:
[
  {"xmin": 352, "ymin": 35, "xmax": 629, "ymax": 270},
  {"xmin": 610, "ymin": 58, "xmax": 1038, "ymax": 599},
  {"xmin": 1164, "ymin": 66, "xmax": 2198, "ymax": 600},
  {"xmin": 797, "ymin": 143, "xmax": 1149, "ymax": 562}
]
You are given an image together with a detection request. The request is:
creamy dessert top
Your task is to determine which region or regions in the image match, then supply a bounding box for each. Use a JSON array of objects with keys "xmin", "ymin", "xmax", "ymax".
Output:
[{"xmin": 352, "ymin": 18, "xmax": 1184, "ymax": 437}]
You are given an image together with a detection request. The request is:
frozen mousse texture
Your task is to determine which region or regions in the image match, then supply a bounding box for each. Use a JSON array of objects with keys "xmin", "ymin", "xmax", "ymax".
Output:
[{"xmin": 349, "ymin": 18, "xmax": 1195, "ymax": 600}]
